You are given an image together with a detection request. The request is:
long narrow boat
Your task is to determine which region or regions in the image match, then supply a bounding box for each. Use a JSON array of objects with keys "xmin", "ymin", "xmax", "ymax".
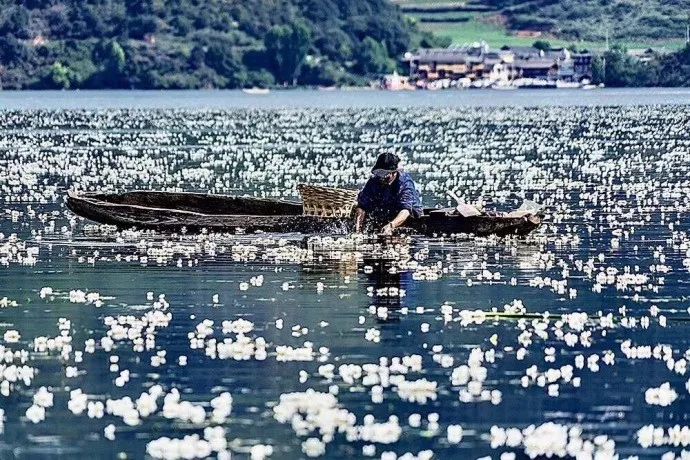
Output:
[{"xmin": 65, "ymin": 190, "xmax": 542, "ymax": 236}]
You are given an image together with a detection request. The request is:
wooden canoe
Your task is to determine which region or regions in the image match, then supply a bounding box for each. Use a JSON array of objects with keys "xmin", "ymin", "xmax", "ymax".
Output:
[{"xmin": 65, "ymin": 191, "xmax": 542, "ymax": 237}]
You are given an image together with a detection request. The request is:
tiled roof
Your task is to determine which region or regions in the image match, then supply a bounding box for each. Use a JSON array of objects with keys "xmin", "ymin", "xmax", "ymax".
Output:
[
  {"xmin": 507, "ymin": 46, "xmax": 542, "ymax": 56},
  {"xmin": 514, "ymin": 59, "xmax": 557, "ymax": 69},
  {"xmin": 409, "ymin": 49, "xmax": 468, "ymax": 63}
]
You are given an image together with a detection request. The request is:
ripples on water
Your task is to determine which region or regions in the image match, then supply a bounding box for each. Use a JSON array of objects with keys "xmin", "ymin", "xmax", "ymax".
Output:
[{"xmin": 1, "ymin": 105, "xmax": 690, "ymax": 459}]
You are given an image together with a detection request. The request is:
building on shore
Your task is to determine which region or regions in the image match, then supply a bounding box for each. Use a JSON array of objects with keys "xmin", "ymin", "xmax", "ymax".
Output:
[
  {"xmin": 380, "ymin": 71, "xmax": 415, "ymax": 90},
  {"xmin": 402, "ymin": 42, "xmax": 594, "ymax": 89}
]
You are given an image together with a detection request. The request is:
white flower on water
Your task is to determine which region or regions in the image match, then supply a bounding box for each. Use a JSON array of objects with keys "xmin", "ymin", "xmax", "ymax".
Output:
[
  {"xmin": 33, "ymin": 387, "xmax": 54, "ymax": 408},
  {"xmin": 395, "ymin": 378, "xmax": 437, "ymax": 404},
  {"xmin": 3, "ymin": 330, "xmax": 20, "ymax": 343},
  {"xmin": 87, "ymin": 401, "xmax": 105, "ymax": 419},
  {"xmin": 365, "ymin": 328, "xmax": 380, "ymax": 343},
  {"xmin": 210, "ymin": 392, "xmax": 233, "ymax": 423},
  {"xmin": 302, "ymin": 438, "xmax": 326, "ymax": 457},
  {"xmin": 222, "ymin": 318, "xmax": 254, "ymax": 335},
  {"xmin": 276, "ymin": 344, "xmax": 314, "ymax": 362},
  {"xmin": 250, "ymin": 444, "xmax": 273, "ymax": 460},
  {"xmin": 146, "ymin": 435, "xmax": 213, "ymax": 459},
  {"xmin": 68, "ymin": 389, "xmax": 88, "ymax": 415},
  {"xmin": 25, "ymin": 404, "xmax": 46, "ymax": 423},
  {"xmin": 447, "ymin": 424, "xmax": 463, "ymax": 444},
  {"xmin": 645, "ymin": 382, "xmax": 677, "ymax": 406},
  {"xmin": 104, "ymin": 424, "xmax": 116, "ymax": 441}
]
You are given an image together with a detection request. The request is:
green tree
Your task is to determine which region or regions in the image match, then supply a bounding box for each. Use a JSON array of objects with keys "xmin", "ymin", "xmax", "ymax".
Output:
[
  {"xmin": 0, "ymin": 35, "xmax": 29, "ymax": 65},
  {"xmin": 91, "ymin": 40, "xmax": 126, "ymax": 87},
  {"xmin": 189, "ymin": 44, "xmax": 206, "ymax": 70},
  {"xmin": 205, "ymin": 39, "xmax": 247, "ymax": 87},
  {"xmin": 127, "ymin": 15, "xmax": 158, "ymax": 39},
  {"xmin": 532, "ymin": 40, "xmax": 551, "ymax": 51},
  {"xmin": 318, "ymin": 28, "xmax": 353, "ymax": 61},
  {"xmin": 418, "ymin": 31, "xmax": 451, "ymax": 49},
  {"xmin": 94, "ymin": 40, "xmax": 126, "ymax": 72},
  {"xmin": 48, "ymin": 62, "xmax": 73, "ymax": 89},
  {"xmin": 299, "ymin": 60, "xmax": 345, "ymax": 86},
  {"xmin": 657, "ymin": 45, "xmax": 690, "ymax": 86},
  {"xmin": 0, "ymin": 6, "xmax": 30, "ymax": 39},
  {"xmin": 245, "ymin": 69, "xmax": 275, "ymax": 88},
  {"xmin": 264, "ymin": 21, "xmax": 312, "ymax": 85},
  {"xmin": 598, "ymin": 46, "xmax": 658, "ymax": 87},
  {"xmin": 355, "ymin": 37, "xmax": 394, "ymax": 75},
  {"xmin": 591, "ymin": 55, "xmax": 604, "ymax": 84}
]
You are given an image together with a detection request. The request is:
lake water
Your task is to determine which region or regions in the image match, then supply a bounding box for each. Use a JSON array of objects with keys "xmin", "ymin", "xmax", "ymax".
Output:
[
  {"xmin": 1, "ymin": 89, "xmax": 690, "ymax": 459},
  {"xmin": 3, "ymin": 87, "xmax": 690, "ymax": 109}
]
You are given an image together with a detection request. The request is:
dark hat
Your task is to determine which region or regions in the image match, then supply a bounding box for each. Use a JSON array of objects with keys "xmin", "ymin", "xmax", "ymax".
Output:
[{"xmin": 371, "ymin": 153, "xmax": 400, "ymax": 177}]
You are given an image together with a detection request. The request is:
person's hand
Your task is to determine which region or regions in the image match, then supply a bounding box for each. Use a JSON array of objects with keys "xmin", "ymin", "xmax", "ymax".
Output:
[{"xmin": 381, "ymin": 223, "xmax": 394, "ymax": 235}]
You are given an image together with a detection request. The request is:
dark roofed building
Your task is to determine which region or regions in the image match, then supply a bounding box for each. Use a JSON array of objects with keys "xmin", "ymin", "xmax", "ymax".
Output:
[
  {"xmin": 506, "ymin": 46, "xmax": 544, "ymax": 60},
  {"xmin": 573, "ymin": 53, "xmax": 593, "ymax": 80},
  {"xmin": 514, "ymin": 59, "xmax": 558, "ymax": 79}
]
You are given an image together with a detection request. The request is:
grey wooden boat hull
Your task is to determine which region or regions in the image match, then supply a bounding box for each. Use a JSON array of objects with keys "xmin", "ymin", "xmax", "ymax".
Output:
[{"xmin": 66, "ymin": 191, "xmax": 542, "ymax": 236}]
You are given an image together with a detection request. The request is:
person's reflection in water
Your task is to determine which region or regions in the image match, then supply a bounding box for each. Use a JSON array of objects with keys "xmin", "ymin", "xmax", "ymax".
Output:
[{"xmin": 364, "ymin": 238, "xmax": 416, "ymax": 324}]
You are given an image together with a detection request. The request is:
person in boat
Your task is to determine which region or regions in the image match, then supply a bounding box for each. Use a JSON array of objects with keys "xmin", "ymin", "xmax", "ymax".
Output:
[{"xmin": 355, "ymin": 152, "xmax": 423, "ymax": 235}]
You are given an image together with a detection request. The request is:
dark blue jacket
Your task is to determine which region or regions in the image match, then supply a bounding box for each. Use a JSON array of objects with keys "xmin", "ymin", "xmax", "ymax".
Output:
[{"xmin": 357, "ymin": 172, "xmax": 423, "ymax": 219}]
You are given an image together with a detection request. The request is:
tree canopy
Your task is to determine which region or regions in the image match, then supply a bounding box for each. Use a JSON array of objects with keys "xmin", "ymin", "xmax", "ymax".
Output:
[
  {"xmin": 591, "ymin": 45, "xmax": 690, "ymax": 87},
  {"xmin": 0, "ymin": 0, "xmax": 417, "ymax": 89},
  {"xmin": 264, "ymin": 21, "xmax": 312, "ymax": 85}
]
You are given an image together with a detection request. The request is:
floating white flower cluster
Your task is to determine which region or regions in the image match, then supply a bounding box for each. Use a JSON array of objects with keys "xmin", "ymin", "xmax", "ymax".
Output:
[
  {"xmin": 222, "ymin": 318, "xmax": 254, "ymax": 334},
  {"xmin": 521, "ymin": 363, "xmax": 581, "ymax": 396},
  {"xmin": 0, "ymin": 344, "xmax": 35, "ymax": 396},
  {"xmin": 379, "ymin": 449, "xmax": 433, "ymax": 460},
  {"xmin": 302, "ymin": 437, "xmax": 326, "ymax": 457},
  {"xmin": 356, "ymin": 415, "xmax": 403, "ymax": 444},
  {"xmin": 273, "ymin": 389, "xmax": 355, "ymax": 443},
  {"xmin": 146, "ymin": 434, "xmax": 215, "ymax": 459},
  {"xmin": 451, "ymin": 348, "xmax": 502, "ymax": 404},
  {"xmin": 0, "ymin": 297, "xmax": 18, "ymax": 308},
  {"xmin": 637, "ymin": 424, "xmax": 690, "ymax": 448},
  {"xmin": 365, "ymin": 328, "xmax": 381, "ymax": 343},
  {"xmin": 394, "ymin": 378, "xmax": 438, "ymax": 404},
  {"xmin": 273, "ymin": 388, "xmax": 407, "ymax": 452},
  {"xmin": 491, "ymin": 423, "xmax": 617, "ymax": 459},
  {"xmin": 644, "ymin": 382, "xmax": 678, "ymax": 406},
  {"xmin": 619, "ymin": 341, "xmax": 687, "ymax": 377},
  {"xmin": 68, "ymin": 289, "xmax": 103, "ymax": 305},
  {"xmin": 161, "ymin": 389, "xmax": 206, "ymax": 424},
  {"xmin": 0, "ymin": 234, "xmax": 39, "ymax": 266},
  {"xmin": 276, "ymin": 343, "xmax": 315, "ymax": 362},
  {"xmin": 3, "ymin": 330, "xmax": 20, "ymax": 343},
  {"xmin": 368, "ymin": 286, "xmax": 406, "ymax": 298},
  {"xmin": 103, "ymin": 293, "xmax": 171, "ymax": 352}
]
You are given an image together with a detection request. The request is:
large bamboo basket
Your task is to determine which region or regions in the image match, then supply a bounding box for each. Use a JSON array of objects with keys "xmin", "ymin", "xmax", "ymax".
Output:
[{"xmin": 297, "ymin": 184, "xmax": 358, "ymax": 218}]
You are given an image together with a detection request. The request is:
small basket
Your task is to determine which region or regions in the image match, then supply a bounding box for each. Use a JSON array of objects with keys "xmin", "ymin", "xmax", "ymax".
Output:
[{"xmin": 297, "ymin": 184, "xmax": 358, "ymax": 218}]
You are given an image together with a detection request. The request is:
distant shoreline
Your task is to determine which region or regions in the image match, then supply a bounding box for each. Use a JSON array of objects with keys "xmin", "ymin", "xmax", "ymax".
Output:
[{"xmin": 2, "ymin": 87, "xmax": 690, "ymax": 111}]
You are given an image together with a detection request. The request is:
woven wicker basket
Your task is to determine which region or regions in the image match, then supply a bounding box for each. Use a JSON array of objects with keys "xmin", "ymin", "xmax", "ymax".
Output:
[{"xmin": 297, "ymin": 184, "xmax": 358, "ymax": 218}]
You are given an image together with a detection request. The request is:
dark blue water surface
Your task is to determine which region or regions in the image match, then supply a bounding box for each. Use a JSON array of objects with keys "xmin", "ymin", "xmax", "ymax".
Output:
[{"xmin": 1, "ymin": 91, "xmax": 690, "ymax": 459}]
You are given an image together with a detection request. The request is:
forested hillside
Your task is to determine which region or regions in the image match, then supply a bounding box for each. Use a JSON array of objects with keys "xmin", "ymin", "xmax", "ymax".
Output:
[
  {"xmin": 397, "ymin": 0, "xmax": 690, "ymax": 49},
  {"xmin": 0, "ymin": 0, "xmax": 435, "ymax": 89},
  {"xmin": 488, "ymin": 0, "xmax": 689, "ymax": 42}
]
